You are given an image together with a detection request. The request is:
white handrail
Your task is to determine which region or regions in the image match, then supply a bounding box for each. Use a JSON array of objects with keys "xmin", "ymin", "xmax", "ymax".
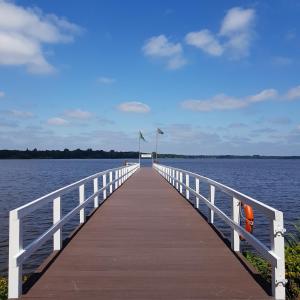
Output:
[
  {"xmin": 153, "ymin": 163, "xmax": 286, "ymax": 300},
  {"xmin": 8, "ymin": 163, "xmax": 140, "ymax": 299}
]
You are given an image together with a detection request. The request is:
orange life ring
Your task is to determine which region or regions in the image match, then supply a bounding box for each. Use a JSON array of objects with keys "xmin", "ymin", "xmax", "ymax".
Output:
[{"xmin": 243, "ymin": 204, "xmax": 254, "ymax": 233}]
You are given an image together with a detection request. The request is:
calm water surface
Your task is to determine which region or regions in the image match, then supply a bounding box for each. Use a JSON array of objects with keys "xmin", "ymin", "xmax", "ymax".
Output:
[{"xmin": 0, "ymin": 158, "xmax": 299, "ymax": 275}]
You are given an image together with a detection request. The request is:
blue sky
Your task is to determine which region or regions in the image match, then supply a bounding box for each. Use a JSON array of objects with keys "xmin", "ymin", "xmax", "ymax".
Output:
[{"xmin": 0, "ymin": 0, "xmax": 300, "ymax": 155}]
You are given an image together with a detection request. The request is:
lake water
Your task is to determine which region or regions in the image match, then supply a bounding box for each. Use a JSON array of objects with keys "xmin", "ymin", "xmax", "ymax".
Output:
[{"xmin": 0, "ymin": 158, "xmax": 299, "ymax": 275}]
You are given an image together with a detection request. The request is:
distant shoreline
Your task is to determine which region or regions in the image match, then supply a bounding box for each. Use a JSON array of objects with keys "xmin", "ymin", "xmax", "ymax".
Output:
[{"xmin": 0, "ymin": 149, "xmax": 299, "ymax": 159}]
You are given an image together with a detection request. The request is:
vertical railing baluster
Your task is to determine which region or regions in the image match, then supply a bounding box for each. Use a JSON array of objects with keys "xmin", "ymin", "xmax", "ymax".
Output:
[
  {"xmin": 186, "ymin": 174, "xmax": 189, "ymax": 200},
  {"xmin": 103, "ymin": 174, "xmax": 107, "ymax": 200},
  {"xmin": 195, "ymin": 178, "xmax": 200, "ymax": 209},
  {"xmin": 109, "ymin": 171, "xmax": 113, "ymax": 194},
  {"xmin": 8, "ymin": 211, "xmax": 23, "ymax": 299},
  {"xmin": 79, "ymin": 184, "xmax": 85, "ymax": 223},
  {"xmin": 176, "ymin": 171, "xmax": 179, "ymax": 190},
  {"xmin": 179, "ymin": 172, "xmax": 183, "ymax": 194},
  {"xmin": 208, "ymin": 185, "xmax": 215, "ymax": 224},
  {"xmin": 115, "ymin": 170, "xmax": 118, "ymax": 189},
  {"xmin": 270, "ymin": 211, "xmax": 286, "ymax": 300},
  {"xmin": 231, "ymin": 197, "xmax": 240, "ymax": 251},
  {"xmin": 93, "ymin": 177, "xmax": 99, "ymax": 208},
  {"xmin": 118, "ymin": 169, "xmax": 122, "ymax": 186},
  {"xmin": 53, "ymin": 196, "xmax": 62, "ymax": 250},
  {"xmin": 172, "ymin": 169, "xmax": 175, "ymax": 186}
]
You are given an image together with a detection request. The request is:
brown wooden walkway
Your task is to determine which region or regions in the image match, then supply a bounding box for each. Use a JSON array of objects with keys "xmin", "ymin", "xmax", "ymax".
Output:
[{"xmin": 22, "ymin": 168, "xmax": 270, "ymax": 299}]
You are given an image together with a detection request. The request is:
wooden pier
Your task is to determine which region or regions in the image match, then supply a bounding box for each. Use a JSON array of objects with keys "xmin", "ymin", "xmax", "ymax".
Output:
[{"xmin": 21, "ymin": 168, "xmax": 270, "ymax": 299}]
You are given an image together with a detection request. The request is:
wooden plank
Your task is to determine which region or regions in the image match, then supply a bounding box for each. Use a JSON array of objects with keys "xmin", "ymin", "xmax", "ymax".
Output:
[{"xmin": 22, "ymin": 168, "xmax": 270, "ymax": 299}]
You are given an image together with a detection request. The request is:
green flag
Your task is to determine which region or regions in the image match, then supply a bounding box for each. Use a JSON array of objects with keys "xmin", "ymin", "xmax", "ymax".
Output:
[
  {"xmin": 139, "ymin": 131, "xmax": 146, "ymax": 141},
  {"xmin": 157, "ymin": 128, "xmax": 164, "ymax": 134}
]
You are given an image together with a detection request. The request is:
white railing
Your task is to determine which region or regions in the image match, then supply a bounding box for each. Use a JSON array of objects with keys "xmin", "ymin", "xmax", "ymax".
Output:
[
  {"xmin": 153, "ymin": 163, "xmax": 286, "ymax": 300},
  {"xmin": 8, "ymin": 163, "xmax": 140, "ymax": 299}
]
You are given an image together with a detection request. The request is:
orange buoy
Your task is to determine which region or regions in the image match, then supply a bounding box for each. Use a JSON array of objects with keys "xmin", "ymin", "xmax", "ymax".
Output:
[{"xmin": 243, "ymin": 204, "xmax": 254, "ymax": 233}]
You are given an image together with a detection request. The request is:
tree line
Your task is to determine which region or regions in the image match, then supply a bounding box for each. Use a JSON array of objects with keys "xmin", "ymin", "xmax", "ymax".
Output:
[{"xmin": 0, "ymin": 149, "xmax": 299, "ymax": 159}]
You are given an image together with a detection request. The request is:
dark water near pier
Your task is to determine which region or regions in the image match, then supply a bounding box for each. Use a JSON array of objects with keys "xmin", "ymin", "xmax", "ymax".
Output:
[{"xmin": 0, "ymin": 158, "xmax": 299, "ymax": 275}]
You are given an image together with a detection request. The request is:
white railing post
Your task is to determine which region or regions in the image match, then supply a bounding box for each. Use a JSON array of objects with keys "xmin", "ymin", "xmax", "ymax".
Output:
[
  {"xmin": 176, "ymin": 171, "xmax": 179, "ymax": 190},
  {"xmin": 231, "ymin": 197, "xmax": 240, "ymax": 252},
  {"xmin": 208, "ymin": 185, "xmax": 215, "ymax": 224},
  {"xmin": 115, "ymin": 170, "xmax": 118, "ymax": 189},
  {"xmin": 53, "ymin": 197, "xmax": 62, "ymax": 250},
  {"xmin": 179, "ymin": 172, "xmax": 183, "ymax": 194},
  {"xmin": 172, "ymin": 169, "xmax": 175, "ymax": 186},
  {"xmin": 8, "ymin": 211, "xmax": 23, "ymax": 299},
  {"xmin": 103, "ymin": 174, "xmax": 107, "ymax": 200},
  {"xmin": 118, "ymin": 169, "xmax": 121, "ymax": 186},
  {"xmin": 195, "ymin": 178, "xmax": 200, "ymax": 209},
  {"xmin": 271, "ymin": 211, "xmax": 286, "ymax": 300},
  {"xmin": 186, "ymin": 174, "xmax": 189, "ymax": 200},
  {"xmin": 93, "ymin": 177, "xmax": 99, "ymax": 208},
  {"xmin": 109, "ymin": 171, "xmax": 113, "ymax": 194},
  {"xmin": 79, "ymin": 184, "xmax": 85, "ymax": 224}
]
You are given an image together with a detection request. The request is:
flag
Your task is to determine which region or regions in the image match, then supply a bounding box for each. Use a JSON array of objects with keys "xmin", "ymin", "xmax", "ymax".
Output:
[
  {"xmin": 139, "ymin": 131, "xmax": 146, "ymax": 141},
  {"xmin": 157, "ymin": 128, "xmax": 164, "ymax": 134}
]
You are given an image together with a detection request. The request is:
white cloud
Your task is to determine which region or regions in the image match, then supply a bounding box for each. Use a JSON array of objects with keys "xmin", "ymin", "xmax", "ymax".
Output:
[
  {"xmin": 97, "ymin": 76, "xmax": 116, "ymax": 84},
  {"xmin": 185, "ymin": 30, "xmax": 223, "ymax": 56},
  {"xmin": 117, "ymin": 101, "xmax": 150, "ymax": 113},
  {"xmin": 220, "ymin": 7, "xmax": 255, "ymax": 36},
  {"xmin": 182, "ymin": 88, "xmax": 278, "ymax": 112},
  {"xmin": 285, "ymin": 85, "xmax": 300, "ymax": 100},
  {"xmin": 247, "ymin": 89, "xmax": 278, "ymax": 103},
  {"xmin": 64, "ymin": 109, "xmax": 93, "ymax": 120},
  {"xmin": 182, "ymin": 94, "xmax": 246, "ymax": 111},
  {"xmin": 47, "ymin": 117, "xmax": 68, "ymax": 125},
  {"xmin": 7, "ymin": 109, "xmax": 34, "ymax": 118},
  {"xmin": 185, "ymin": 7, "xmax": 255, "ymax": 59},
  {"xmin": 0, "ymin": 0, "xmax": 82, "ymax": 74},
  {"xmin": 142, "ymin": 35, "xmax": 186, "ymax": 69},
  {"xmin": 0, "ymin": 91, "xmax": 4, "ymax": 98}
]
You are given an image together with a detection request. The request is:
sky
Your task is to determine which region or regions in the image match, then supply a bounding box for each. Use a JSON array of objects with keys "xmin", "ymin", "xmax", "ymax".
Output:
[{"xmin": 0, "ymin": 0, "xmax": 300, "ymax": 155}]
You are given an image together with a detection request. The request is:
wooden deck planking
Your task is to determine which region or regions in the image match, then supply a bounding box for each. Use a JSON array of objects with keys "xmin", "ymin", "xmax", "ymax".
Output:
[{"xmin": 22, "ymin": 168, "xmax": 270, "ymax": 299}]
